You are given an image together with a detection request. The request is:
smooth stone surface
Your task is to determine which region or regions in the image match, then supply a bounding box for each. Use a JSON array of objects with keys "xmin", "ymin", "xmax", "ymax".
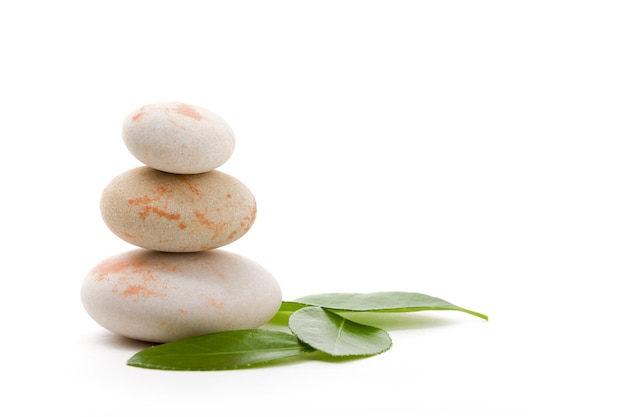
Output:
[
  {"xmin": 122, "ymin": 102, "xmax": 235, "ymax": 174},
  {"xmin": 100, "ymin": 166, "xmax": 256, "ymax": 252},
  {"xmin": 81, "ymin": 249, "xmax": 282, "ymax": 343}
]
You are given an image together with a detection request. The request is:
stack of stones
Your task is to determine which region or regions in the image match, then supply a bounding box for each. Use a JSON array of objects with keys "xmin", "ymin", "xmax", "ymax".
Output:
[{"xmin": 81, "ymin": 102, "xmax": 282, "ymax": 343}]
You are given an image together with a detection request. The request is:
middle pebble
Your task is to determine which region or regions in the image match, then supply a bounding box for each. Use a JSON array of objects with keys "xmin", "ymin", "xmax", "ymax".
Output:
[{"xmin": 100, "ymin": 166, "xmax": 257, "ymax": 252}]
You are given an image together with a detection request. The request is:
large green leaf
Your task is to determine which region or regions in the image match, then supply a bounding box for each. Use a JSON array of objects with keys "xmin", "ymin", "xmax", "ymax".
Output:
[
  {"xmin": 293, "ymin": 291, "xmax": 488, "ymax": 320},
  {"xmin": 288, "ymin": 306, "xmax": 392, "ymax": 357},
  {"xmin": 127, "ymin": 329, "xmax": 314, "ymax": 371}
]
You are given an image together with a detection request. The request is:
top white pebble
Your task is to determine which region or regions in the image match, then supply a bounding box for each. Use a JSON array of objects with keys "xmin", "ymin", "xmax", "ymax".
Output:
[{"xmin": 122, "ymin": 102, "xmax": 235, "ymax": 174}]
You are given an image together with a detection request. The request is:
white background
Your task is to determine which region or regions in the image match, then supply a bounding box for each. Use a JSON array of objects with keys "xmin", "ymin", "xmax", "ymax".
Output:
[{"xmin": 1, "ymin": 1, "xmax": 625, "ymax": 416}]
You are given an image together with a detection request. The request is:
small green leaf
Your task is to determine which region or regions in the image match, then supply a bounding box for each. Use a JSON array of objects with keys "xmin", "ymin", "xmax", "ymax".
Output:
[
  {"xmin": 127, "ymin": 329, "xmax": 314, "ymax": 371},
  {"xmin": 289, "ymin": 306, "xmax": 392, "ymax": 357},
  {"xmin": 295, "ymin": 291, "xmax": 488, "ymax": 320}
]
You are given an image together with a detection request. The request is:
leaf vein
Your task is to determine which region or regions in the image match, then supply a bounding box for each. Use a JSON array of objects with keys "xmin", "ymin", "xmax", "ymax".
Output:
[
  {"xmin": 154, "ymin": 346, "xmax": 306, "ymax": 357},
  {"xmin": 333, "ymin": 317, "xmax": 346, "ymax": 355}
]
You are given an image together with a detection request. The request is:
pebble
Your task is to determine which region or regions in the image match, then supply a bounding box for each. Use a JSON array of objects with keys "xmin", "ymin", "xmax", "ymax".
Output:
[
  {"xmin": 81, "ymin": 249, "xmax": 282, "ymax": 343},
  {"xmin": 100, "ymin": 166, "xmax": 256, "ymax": 252},
  {"xmin": 122, "ymin": 102, "xmax": 235, "ymax": 174}
]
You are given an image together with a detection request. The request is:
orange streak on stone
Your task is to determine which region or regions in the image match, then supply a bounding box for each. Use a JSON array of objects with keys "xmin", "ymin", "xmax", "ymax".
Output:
[
  {"xmin": 122, "ymin": 284, "xmax": 165, "ymax": 299},
  {"xmin": 183, "ymin": 178, "xmax": 201, "ymax": 195},
  {"xmin": 240, "ymin": 203, "xmax": 257, "ymax": 234},
  {"xmin": 138, "ymin": 207, "xmax": 150, "ymax": 220},
  {"xmin": 128, "ymin": 186, "xmax": 179, "ymax": 221},
  {"xmin": 92, "ymin": 257, "xmax": 172, "ymax": 301},
  {"xmin": 94, "ymin": 258, "xmax": 148, "ymax": 282},
  {"xmin": 148, "ymin": 206, "xmax": 180, "ymax": 220},
  {"xmin": 128, "ymin": 186, "xmax": 169, "ymax": 206},
  {"xmin": 194, "ymin": 210, "xmax": 214, "ymax": 228},
  {"xmin": 131, "ymin": 106, "xmax": 146, "ymax": 121},
  {"xmin": 194, "ymin": 210, "xmax": 229, "ymax": 240},
  {"xmin": 128, "ymin": 195, "xmax": 153, "ymax": 205},
  {"xmin": 177, "ymin": 103, "xmax": 203, "ymax": 120},
  {"xmin": 182, "ymin": 177, "xmax": 202, "ymax": 201},
  {"xmin": 226, "ymin": 204, "xmax": 255, "ymax": 241}
]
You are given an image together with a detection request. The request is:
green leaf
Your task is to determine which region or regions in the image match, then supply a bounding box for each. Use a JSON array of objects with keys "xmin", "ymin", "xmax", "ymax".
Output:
[
  {"xmin": 278, "ymin": 300, "xmax": 309, "ymax": 312},
  {"xmin": 127, "ymin": 329, "xmax": 314, "ymax": 371},
  {"xmin": 294, "ymin": 291, "xmax": 488, "ymax": 320},
  {"xmin": 288, "ymin": 306, "xmax": 392, "ymax": 357}
]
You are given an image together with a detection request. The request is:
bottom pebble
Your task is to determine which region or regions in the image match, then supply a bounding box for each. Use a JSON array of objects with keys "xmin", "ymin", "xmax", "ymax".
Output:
[{"xmin": 81, "ymin": 248, "xmax": 282, "ymax": 343}]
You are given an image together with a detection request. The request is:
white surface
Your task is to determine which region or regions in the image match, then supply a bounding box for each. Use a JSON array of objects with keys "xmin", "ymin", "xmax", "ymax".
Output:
[{"xmin": 1, "ymin": 1, "xmax": 625, "ymax": 416}]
